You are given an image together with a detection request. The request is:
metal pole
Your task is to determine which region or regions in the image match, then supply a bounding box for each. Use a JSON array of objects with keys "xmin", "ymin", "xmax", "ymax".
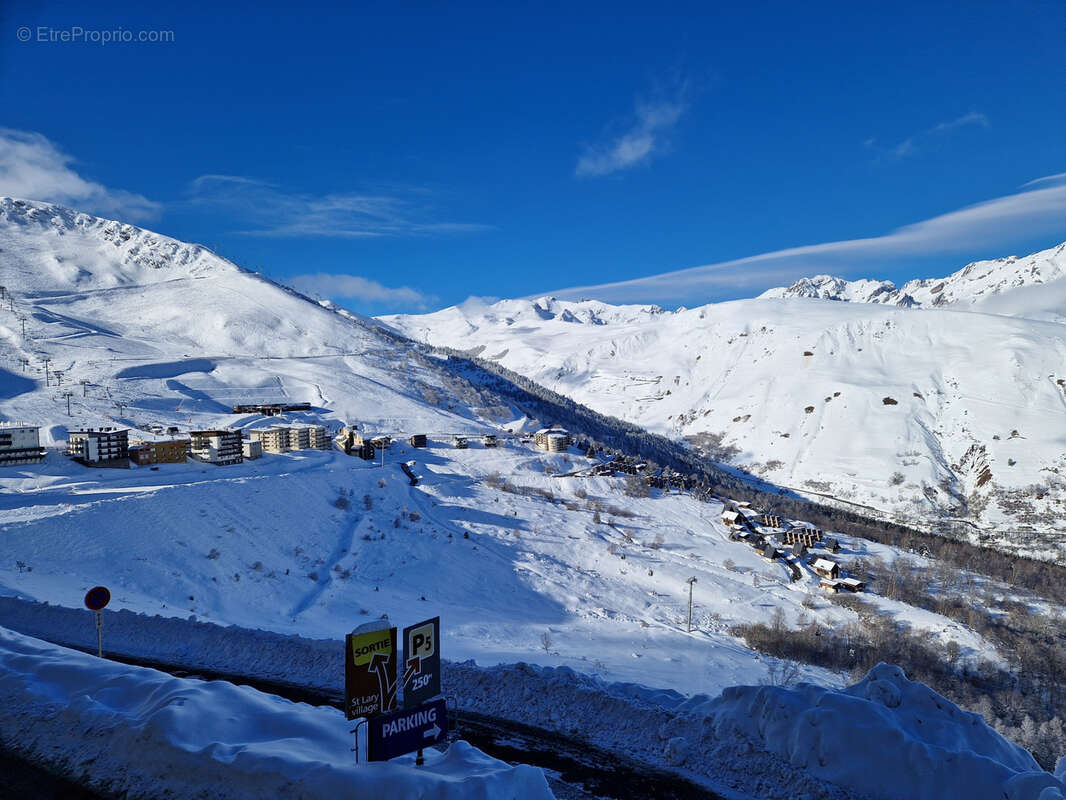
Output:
[
  {"xmin": 686, "ymin": 576, "xmax": 697, "ymax": 633},
  {"xmin": 95, "ymin": 610, "xmax": 103, "ymax": 657}
]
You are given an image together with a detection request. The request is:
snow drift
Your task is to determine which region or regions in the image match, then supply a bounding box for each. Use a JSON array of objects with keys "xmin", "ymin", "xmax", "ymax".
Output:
[
  {"xmin": 702, "ymin": 663, "xmax": 1066, "ymax": 800},
  {"xmin": 0, "ymin": 626, "xmax": 553, "ymax": 799}
]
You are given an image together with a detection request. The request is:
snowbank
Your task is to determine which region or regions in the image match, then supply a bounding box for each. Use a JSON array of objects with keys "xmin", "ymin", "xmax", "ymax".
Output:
[
  {"xmin": 701, "ymin": 663, "xmax": 1066, "ymax": 800},
  {"xmin": 0, "ymin": 626, "xmax": 553, "ymax": 799}
]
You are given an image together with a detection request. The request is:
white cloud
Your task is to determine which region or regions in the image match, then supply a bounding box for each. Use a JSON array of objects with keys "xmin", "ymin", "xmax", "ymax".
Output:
[
  {"xmin": 868, "ymin": 111, "xmax": 989, "ymax": 161},
  {"xmin": 0, "ymin": 128, "xmax": 161, "ymax": 221},
  {"xmin": 188, "ymin": 174, "xmax": 488, "ymax": 239},
  {"xmin": 575, "ymin": 91, "xmax": 687, "ymax": 178},
  {"xmin": 288, "ymin": 272, "xmax": 432, "ymax": 309},
  {"xmin": 548, "ymin": 174, "xmax": 1066, "ymax": 305},
  {"xmin": 931, "ymin": 111, "xmax": 989, "ymax": 133}
]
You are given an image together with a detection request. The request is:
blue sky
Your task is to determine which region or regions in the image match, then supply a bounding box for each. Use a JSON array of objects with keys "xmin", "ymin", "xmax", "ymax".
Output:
[{"xmin": 1, "ymin": 0, "xmax": 1063, "ymax": 313}]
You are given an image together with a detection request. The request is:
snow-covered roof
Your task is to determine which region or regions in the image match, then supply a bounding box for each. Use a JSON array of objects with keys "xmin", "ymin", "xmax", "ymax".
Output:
[{"xmin": 812, "ymin": 558, "xmax": 837, "ymax": 571}]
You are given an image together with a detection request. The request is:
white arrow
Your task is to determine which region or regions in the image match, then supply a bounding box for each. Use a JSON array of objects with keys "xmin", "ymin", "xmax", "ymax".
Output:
[{"xmin": 423, "ymin": 723, "xmax": 441, "ymax": 739}]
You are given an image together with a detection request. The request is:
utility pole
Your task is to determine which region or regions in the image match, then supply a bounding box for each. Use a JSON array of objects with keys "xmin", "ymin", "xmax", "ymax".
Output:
[
  {"xmin": 53, "ymin": 370, "xmax": 63, "ymax": 386},
  {"xmin": 686, "ymin": 576, "xmax": 697, "ymax": 633},
  {"xmin": 18, "ymin": 315, "xmax": 26, "ymax": 336},
  {"xmin": 81, "ymin": 379, "xmax": 90, "ymax": 397},
  {"xmin": 43, "ymin": 358, "xmax": 52, "ymax": 386},
  {"xmin": 63, "ymin": 391, "xmax": 74, "ymax": 416}
]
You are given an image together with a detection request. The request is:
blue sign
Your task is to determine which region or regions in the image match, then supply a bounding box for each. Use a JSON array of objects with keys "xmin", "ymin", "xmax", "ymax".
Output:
[{"xmin": 367, "ymin": 697, "xmax": 448, "ymax": 762}]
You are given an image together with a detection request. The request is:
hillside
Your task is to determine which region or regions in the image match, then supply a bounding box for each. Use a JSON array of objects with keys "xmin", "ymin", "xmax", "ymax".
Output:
[{"xmin": 383, "ymin": 245, "xmax": 1066, "ymax": 559}]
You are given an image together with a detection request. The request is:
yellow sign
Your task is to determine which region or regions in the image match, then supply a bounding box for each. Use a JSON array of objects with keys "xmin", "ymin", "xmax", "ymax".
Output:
[{"xmin": 350, "ymin": 629, "xmax": 394, "ymax": 666}]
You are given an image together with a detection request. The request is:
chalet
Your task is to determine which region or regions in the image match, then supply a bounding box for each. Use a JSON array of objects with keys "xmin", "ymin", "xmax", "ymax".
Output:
[
  {"xmin": 409, "ymin": 434, "xmax": 427, "ymax": 448},
  {"xmin": 0, "ymin": 424, "xmax": 46, "ymax": 466},
  {"xmin": 534, "ymin": 427, "xmax": 571, "ymax": 453},
  {"xmin": 453, "ymin": 435, "xmax": 468, "ymax": 449},
  {"xmin": 812, "ymin": 558, "xmax": 840, "ymax": 580},
  {"xmin": 820, "ymin": 578, "xmax": 842, "ymax": 593},
  {"xmin": 481, "ymin": 434, "xmax": 498, "ymax": 447},
  {"xmin": 757, "ymin": 544, "xmax": 782, "ymax": 561},
  {"xmin": 823, "ymin": 537, "xmax": 841, "ymax": 553},
  {"xmin": 840, "ymin": 578, "xmax": 866, "ymax": 593},
  {"xmin": 722, "ymin": 510, "xmax": 741, "ymax": 527},
  {"xmin": 189, "ymin": 430, "xmax": 243, "ymax": 466},
  {"xmin": 371, "ymin": 435, "xmax": 392, "ymax": 450},
  {"xmin": 68, "ymin": 428, "xmax": 129, "ymax": 468},
  {"xmin": 792, "ymin": 540, "xmax": 808, "ymax": 559}
]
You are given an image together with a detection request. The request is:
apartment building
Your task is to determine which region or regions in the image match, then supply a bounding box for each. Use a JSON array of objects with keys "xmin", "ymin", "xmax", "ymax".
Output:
[
  {"xmin": 68, "ymin": 428, "xmax": 129, "ymax": 467},
  {"xmin": 189, "ymin": 430, "xmax": 243, "ymax": 465},
  {"xmin": 0, "ymin": 424, "xmax": 46, "ymax": 466}
]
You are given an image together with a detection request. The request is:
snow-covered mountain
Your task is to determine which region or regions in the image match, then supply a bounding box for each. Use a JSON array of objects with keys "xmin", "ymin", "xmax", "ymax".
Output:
[
  {"xmin": 4, "ymin": 198, "xmax": 1066, "ymax": 795},
  {"xmin": 384, "ymin": 243, "xmax": 1066, "ymax": 556},
  {"xmin": 759, "ymin": 241, "xmax": 1066, "ymax": 316}
]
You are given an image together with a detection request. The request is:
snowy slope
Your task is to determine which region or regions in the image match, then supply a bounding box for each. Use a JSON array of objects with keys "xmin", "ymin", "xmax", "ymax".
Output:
[
  {"xmin": 384, "ymin": 246, "xmax": 1066, "ymax": 558},
  {"xmin": 759, "ymin": 240, "xmax": 1066, "ymax": 316}
]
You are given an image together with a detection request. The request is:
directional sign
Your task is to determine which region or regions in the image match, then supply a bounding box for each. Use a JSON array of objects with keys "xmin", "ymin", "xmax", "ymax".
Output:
[
  {"xmin": 344, "ymin": 626, "xmax": 398, "ymax": 720},
  {"xmin": 402, "ymin": 616, "xmax": 440, "ymax": 708},
  {"xmin": 367, "ymin": 697, "xmax": 448, "ymax": 762},
  {"xmin": 84, "ymin": 586, "xmax": 110, "ymax": 611}
]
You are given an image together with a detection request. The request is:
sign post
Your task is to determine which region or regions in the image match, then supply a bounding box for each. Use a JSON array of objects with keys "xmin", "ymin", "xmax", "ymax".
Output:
[
  {"xmin": 402, "ymin": 616, "xmax": 441, "ymax": 766},
  {"xmin": 84, "ymin": 586, "xmax": 111, "ymax": 657}
]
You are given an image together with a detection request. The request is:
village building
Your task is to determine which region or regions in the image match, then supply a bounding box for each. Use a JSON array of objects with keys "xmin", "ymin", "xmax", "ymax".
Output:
[
  {"xmin": 722, "ymin": 510, "xmax": 741, "ymax": 527},
  {"xmin": 370, "ymin": 435, "xmax": 392, "ymax": 450},
  {"xmin": 757, "ymin": 543, "xmax": 782, "ymax": 561},
  {"xmin": 249, "ymin": 428, "xmax": 287, "ymax": 454},
  {"xmin": 128, "ymin": 437, "xmax": 189, "ymax": 465},
  {"xmin": 189, "ymin": 430, "xmax": 243, "ymax": 466},
  {"xmin": 231, "ymin": 403, "xmax": 312, "ymax": 416},
  {"xmin": 408, "ymin": 434, "xmax": 427, "ymax": 448},
  {"xmin": 242, "ymin": 439, "xmax": 263, "ymax": 459},
  {"xmin": 820, "ymin": 578, "xmax": 842, "ymax": 593},
  {"xmin": 812, "ymin": 558, "xmax": 841, "ymax": 580},
  {"xmin": 453, "ymin": 435, "xmax": 468, "ymax": 449},
  {"xmin": 68, "ymin": 428, "xmax": 129, "ymax": 467},
  {"xmin": 249, "ymin": 425, "xmax": 329, "ymax": 453},
  {"xmin": 481, "ymin": 434, "xmax": 498, "ymax": 447},
  {"xmin": 335, "ymin": 426, "xmax": 375, "ymax": 460},
  {"xmin": 840, "ymin": 577, "xmax": 866, "ymax": 593},
  {"xmin": 534, "ymin": 427, "xmax": 571, "ymax": 453},
  {"xmin": 0, "ymin": 424, "xmax": 46, "ymax": 466}
]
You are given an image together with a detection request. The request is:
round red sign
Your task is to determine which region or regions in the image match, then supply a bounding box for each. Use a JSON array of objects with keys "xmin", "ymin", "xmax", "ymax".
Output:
[{"xmin": 84, "ymin": 586, "xmax": 111, "ymax": 611}]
